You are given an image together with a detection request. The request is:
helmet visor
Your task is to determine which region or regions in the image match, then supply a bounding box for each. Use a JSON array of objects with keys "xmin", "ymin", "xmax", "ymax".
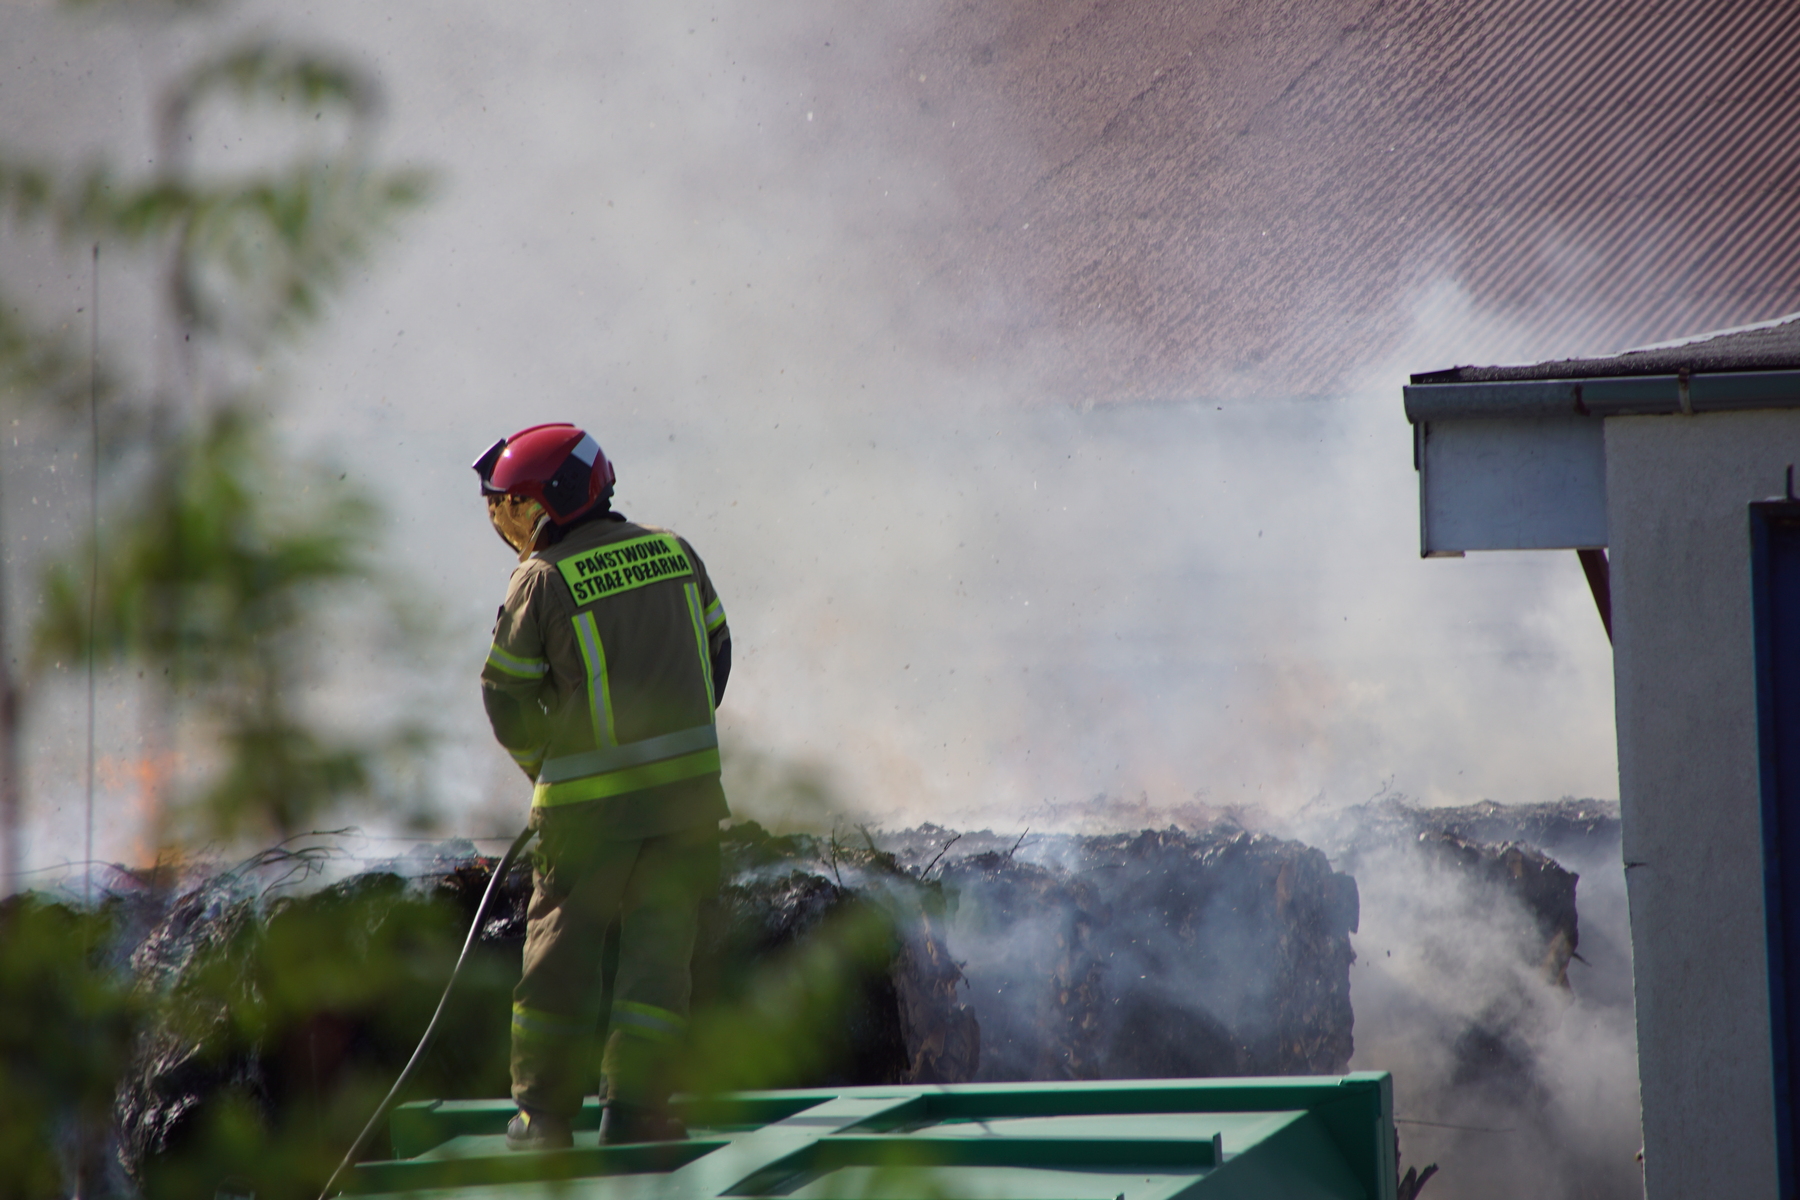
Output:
[{"xmin": 472, "ymin": 436, "xmax": 509, "ymax": 493}]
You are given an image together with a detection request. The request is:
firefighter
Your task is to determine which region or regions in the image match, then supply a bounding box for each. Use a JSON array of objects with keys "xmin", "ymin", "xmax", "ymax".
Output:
[{"xmin": 472, "ymin": 424, "xmax": 731, "ymax": 1150}]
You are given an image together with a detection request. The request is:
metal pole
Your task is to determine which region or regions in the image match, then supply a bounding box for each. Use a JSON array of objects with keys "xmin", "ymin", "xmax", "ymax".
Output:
[
  {"xmin": 85, "ymin": 243, "xmax": 99, "ymax": 907},
  {"xmin": 0, "ymin": 438, "xmax": 19, "ymax": 896}
]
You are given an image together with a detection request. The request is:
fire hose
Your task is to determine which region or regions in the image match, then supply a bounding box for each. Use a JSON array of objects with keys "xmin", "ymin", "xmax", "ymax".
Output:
[{"xmin": 317, "ymin": 824, "xmax": 536, "ymax": 1200}]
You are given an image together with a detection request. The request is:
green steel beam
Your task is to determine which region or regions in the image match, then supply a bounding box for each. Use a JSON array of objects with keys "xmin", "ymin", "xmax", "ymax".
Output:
[{"xmin": 350, "ymin": 1074, "xmax": 1395, "ymax": 1200}]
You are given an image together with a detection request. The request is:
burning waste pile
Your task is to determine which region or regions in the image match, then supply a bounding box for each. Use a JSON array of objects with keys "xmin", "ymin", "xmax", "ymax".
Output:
[
  {"xmin": 44, "ymin": 820, "xmax": 1362, "ymax": 1195},
  {"xmin": 1310, "ymin": 799, "xmax": 1639, "ymax": 1200},
  {"xmin": 50, "ymin": 830, "xmax": 980, "ymax": 1197},
  {"xmin": 890, "ymin": 825, "xmax": 1361, "ymax": 1080},
  {"xmin": 4, "ymin": 802, "xmax": 1630, "ymax": 1199}
]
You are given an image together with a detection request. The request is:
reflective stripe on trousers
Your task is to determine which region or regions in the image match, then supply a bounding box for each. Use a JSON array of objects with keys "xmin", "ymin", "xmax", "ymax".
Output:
[
  {"xmin": 611, "ymin": 999, "xmax": 687, "ymax": 1045},
  {"xmin": 512, "ymin": 1001, "xmax": 589, "ymax": 1042}
]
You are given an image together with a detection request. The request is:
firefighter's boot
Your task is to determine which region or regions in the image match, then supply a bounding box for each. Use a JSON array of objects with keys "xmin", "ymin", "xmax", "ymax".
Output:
[
  {"xmin": 505, "ymin": 1108, "xmax": 574, "ymax": 1152},
  {"xmin": 598, "ymin": 1102, "xmax": 687, "ymax": 1145}
]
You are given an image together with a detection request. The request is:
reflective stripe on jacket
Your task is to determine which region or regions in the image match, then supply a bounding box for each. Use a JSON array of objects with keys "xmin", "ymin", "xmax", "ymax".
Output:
[{"xmin": 480, "ymin": 516, "xmax": 729, "ymax": 813}]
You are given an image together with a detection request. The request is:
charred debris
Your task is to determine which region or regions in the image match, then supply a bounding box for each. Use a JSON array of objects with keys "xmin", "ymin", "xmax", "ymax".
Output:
[{"xmin": 13, "ymin": 801, "xmax": 1615, "ymax": 1194}]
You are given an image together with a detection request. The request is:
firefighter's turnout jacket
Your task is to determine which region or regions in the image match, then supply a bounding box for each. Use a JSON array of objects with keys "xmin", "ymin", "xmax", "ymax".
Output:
[
  {"xmin": 481, "ymin": 512, "xmax": 731, "ymax": 837},
  {"xmin": 482, "ymin": 511, "xmax": 731, "ymax": 1119}
]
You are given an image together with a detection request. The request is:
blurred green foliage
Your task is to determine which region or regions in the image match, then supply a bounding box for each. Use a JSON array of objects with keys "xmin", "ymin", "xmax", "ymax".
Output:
[
  {"xmin": 34, "ymin": 409, "xmax": 396, "ymax": 841},
  {"xmin": 0, "ymin": 2, "xmax": 439, "ymax": 1191},
  {"xmin": 0, "ymin": 830, "xmax": 932, "ymax": 1198},
  {"xmin": 681, "ymin": 825, "xmax": 943, "ymax": 1099},
  {"xmin": 125, "ymin": 853, "xmax": 920, "ymax": 1199},
  {"xmin": 0, "ymin": 7, "xmax": 927, "ymax": 1199},
  {"xmin": 0, "ymin": 898, "xmax": 139, "ymax": 1200},
  {"xmin": 0, "ymin": 303, "xmax": 102, "ymax": 429},
  {"xmin": 0, "ymin": 39, "xmax": 430, "ymax": 352},
  {"xmin": 124, "ymin": 869, "xmax": 514, "ymax": 1200},
  {"xmin": 0, "ymin": 0, "xmax": 432, "ymax": 844},
  {"xmin": 683, "ymin": 895, "xmax": 900, "ymax": 1095}
]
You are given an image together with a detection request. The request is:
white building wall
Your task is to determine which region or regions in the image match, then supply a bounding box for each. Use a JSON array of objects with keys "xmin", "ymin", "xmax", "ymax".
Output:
[{"xmin": 1606, "ymin": 409, "xmax": 1800, "ymax": 1200}]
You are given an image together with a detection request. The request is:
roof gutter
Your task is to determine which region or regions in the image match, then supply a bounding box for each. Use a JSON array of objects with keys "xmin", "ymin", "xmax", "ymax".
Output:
[{"xmin": 1404, "ymin": 368, "xmax": 1800, "ymax": 424}]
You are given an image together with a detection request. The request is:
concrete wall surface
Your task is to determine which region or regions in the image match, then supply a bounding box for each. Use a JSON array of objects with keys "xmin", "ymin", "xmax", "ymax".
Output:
[{"xmin": 1607, "ymin": 410, "xmax": 1800, "ymax": 1200}]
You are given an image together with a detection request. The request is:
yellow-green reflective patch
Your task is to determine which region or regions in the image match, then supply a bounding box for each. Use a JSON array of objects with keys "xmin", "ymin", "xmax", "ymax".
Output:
[
  {"xmin": 511, "ymin": 1003, "xmax": 588, "ymax": 1039},
  {"xmin": 556, "ymin": 534, "xmax": 691, "ymax": 606},
  {"xmin": 531, "ymin": 747, "xmax": 722, "ymax": 808},
  {"xmin": 486, "ymin": 643, "xmax": 548, "ymax": 678},
  {"xmin": 612, "ymin": 1000, "xmax": 686, "ymax": 1044}
]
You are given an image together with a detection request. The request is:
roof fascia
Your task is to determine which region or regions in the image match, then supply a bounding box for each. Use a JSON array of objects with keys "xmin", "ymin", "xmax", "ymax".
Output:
[{"xmin": 1405, "ymin": 369, "xmax": 1800, "ymax": 424}]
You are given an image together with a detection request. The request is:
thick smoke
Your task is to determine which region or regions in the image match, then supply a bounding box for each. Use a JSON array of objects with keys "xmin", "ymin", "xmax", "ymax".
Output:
[
  {"xmin": 2, "ymin": 1, "xmax": 1619, "ymax": 857},
  {"xmin": 1, "ymin": 4, "xmax": 1642, "ymax": 1196},
  {"xmin": 1324, "ymin": 816, "xmax": 1641, "ymax": 1199}
]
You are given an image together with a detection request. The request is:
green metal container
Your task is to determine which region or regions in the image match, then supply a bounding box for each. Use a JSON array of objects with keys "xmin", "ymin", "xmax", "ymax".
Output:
[{"xmin": 346, "ymin": 1073, "xmax": 1396, "ymax": 1199}]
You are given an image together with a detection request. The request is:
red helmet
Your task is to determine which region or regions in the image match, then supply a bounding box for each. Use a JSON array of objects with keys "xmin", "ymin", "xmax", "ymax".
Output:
[{"xmin": 472, "ymin": 423, "xmax": 617, "ymax": 523}]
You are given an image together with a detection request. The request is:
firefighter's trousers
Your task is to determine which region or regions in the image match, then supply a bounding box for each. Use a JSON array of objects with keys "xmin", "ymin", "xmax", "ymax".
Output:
[{"xmin": 510, "ymin": 805, "xmax": 720, "ymax": 1120}]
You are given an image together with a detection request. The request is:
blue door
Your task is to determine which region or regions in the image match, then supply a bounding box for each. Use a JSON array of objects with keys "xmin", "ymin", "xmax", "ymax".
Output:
[{"xmin": 1753, "ymin": 500, "xmax": 1800, "ymax": 1198}]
